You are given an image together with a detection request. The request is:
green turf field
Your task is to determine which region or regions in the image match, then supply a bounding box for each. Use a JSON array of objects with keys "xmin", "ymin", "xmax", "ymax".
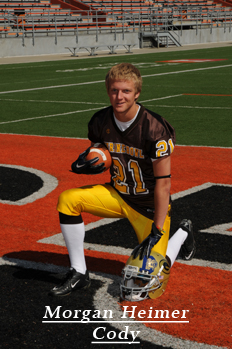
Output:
[{"xmin": 0, "ymin": 46, "xmax": 231, "ymax": 147}]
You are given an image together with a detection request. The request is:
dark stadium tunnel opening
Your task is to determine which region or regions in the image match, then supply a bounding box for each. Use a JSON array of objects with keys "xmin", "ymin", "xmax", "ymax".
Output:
[{"xmin": 0, "ymin": 166, "xmax": 43, "ymax": 201}]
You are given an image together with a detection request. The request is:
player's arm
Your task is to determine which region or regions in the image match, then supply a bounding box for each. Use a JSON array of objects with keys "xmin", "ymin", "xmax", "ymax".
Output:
[
  {"xmin": 131, "ymin": 156, "xmax": 171, "ymax": 260},
  {"xmin": 153, "ymin": 156, "xmax": 171, "ymax": 229}
]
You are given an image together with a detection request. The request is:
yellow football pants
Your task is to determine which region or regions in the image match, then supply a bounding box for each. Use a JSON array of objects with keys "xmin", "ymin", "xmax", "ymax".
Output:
[{"xmin": 57, "ymin": 184, "xmax": 171, "ymax": 257}]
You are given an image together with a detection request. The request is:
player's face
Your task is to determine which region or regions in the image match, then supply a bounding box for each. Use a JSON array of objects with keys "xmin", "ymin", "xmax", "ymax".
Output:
[{"xmin": 107, "ymin": 79, "xmax": 140, "ymax": 121}]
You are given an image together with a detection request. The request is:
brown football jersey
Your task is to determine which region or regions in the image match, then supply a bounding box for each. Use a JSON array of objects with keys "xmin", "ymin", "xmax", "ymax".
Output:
[{"xmin": 88, "ymin": 104, "xmax": 176, "ymax": 219}]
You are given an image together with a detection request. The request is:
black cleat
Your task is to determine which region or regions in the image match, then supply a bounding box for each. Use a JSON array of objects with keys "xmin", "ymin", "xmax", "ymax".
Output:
[
  {"xmin": 179, "ymin": 219, "xmax": 196, "ymax": 260},
  {"xmin": 49, "ymin": 268, "xmax": 91, "ymax": 297}
]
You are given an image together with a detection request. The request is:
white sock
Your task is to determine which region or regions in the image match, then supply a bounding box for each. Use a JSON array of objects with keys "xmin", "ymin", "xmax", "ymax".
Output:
[
  {"xmin": 60, "ymin": 222, "xmax": 86, "ymax": 274},
  {"xmin": 166, "ymin": 228, "xmax": 188, "ymax": 267}
]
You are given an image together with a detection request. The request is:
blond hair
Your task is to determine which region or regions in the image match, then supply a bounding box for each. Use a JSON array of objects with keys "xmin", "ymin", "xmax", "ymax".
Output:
[{"xmin": 105, "ymin": 63, "xmax": 142, "ymax": 94}]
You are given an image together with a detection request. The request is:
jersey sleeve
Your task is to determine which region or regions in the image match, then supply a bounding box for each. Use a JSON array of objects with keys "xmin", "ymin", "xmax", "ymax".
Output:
[
  {"xmin": 87, "ymin": 107, "xmax": 111, "ymax": 144},
  {"xmin": 88, "ymin": 113, "xmax": 101, "ymax": 143},
  {"xmin": 145, "ymin": 115, "xmax": 176, "ymax": 160}
]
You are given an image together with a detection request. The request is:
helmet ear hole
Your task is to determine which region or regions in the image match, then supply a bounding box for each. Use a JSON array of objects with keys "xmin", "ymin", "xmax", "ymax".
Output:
[{"xmin": 120, "ymin": 251, "xmax": 170, "ymax": 301}]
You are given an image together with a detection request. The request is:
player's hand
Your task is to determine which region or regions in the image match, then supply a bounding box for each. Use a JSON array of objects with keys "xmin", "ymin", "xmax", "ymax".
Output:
[
  {"xmin": 131, "ymin": 223, "xmax": 164, "ymax": 260},
  {"xmin": 71, "ymin": 147, "xmax": 105, "ymax": 175}
]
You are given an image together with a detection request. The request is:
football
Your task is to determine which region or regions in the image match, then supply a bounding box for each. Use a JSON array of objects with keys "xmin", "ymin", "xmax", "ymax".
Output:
[{"xmin": 86, "ymin": 143, "xmax": 112, "ymax": 171}]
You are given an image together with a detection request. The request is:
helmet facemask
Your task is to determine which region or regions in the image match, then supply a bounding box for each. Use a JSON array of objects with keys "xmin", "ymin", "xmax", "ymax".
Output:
[{"xmin": 120, "ymin": 252, "xmax": 170, "ymax": 301}]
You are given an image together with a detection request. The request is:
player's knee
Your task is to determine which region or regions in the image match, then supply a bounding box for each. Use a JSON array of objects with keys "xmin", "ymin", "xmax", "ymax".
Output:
[
  {"xmin": 58, "ymin": 189, "xmax": 71, "ymax": 205},
  {"xmin": 57, "ymin": 189, "xmax": 82, "ymax": 215}
]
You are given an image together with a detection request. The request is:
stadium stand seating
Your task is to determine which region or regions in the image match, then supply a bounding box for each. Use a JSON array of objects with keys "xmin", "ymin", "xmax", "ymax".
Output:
[{"xmin": 0, "ymin": 0, "xmax": 231, "ymax": 44}]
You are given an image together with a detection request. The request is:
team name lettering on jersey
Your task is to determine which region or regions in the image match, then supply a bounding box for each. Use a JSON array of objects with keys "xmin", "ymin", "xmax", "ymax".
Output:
[{"xmin": 105, "ymin": 142, "xmax": 144, "ymax": 159}]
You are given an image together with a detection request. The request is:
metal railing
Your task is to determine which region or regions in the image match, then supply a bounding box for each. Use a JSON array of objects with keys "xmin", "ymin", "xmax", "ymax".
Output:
[{"xmin": 1, "ymin": 6, "xmax": 232, "ymax": 45}]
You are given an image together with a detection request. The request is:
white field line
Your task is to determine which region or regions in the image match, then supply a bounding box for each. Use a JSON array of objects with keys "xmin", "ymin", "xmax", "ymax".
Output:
[
  {"xmin": 142, "ymin": 63, "xmax": 232, "ymax": 78},
  {"xmin": 0, "ymin": 95, "xmax": 181, "ymax": 125},
  {"xmin": 0, "ymin": 95, "xmax": 181, "ymax": 105},
  {"xmin": 0, "ymin": 107, "xmax": 105, "ymax": 125},
  {"xmin": 140, "ymin": 94, "xmax": 182, "ymax": 102},
  {"xmin": 1, "ymin": 101, "xmax": 229, "ymax": 125},
  {"xmin": 0, "ymin": 98, "xmax": 106, "ymax": 105},
  {"xmin": 144, "ymin": 104, "xmax": 232, "ymax": 110},
  {"xmin": 1, "ymin": 63, "xmax": 231, "ymax": 125},
  {"xmin": 1, "ymin": 100, "xmax": 230, "ymax": 125},
  {"xmin": 0, "ymin": 63, "xmax": 231, "ymax": 95},
  {"xmin": 0, "ymin": 79, "xmax": 105, "ymax": 95}
]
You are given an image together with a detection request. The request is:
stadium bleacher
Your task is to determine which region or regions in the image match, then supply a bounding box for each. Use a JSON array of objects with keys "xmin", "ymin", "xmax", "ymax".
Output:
[{"xmin": 0, "ymin": 0, "xmax": 231, "ymax": 47}]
